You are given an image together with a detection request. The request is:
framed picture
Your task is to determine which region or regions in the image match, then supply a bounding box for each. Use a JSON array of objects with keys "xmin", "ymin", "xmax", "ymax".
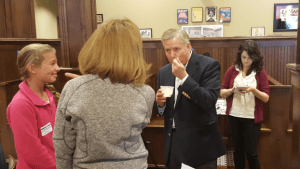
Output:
[
  {"xmin": 140, "ymin": 28, "xmax": 152, "ymax": 38},
  {"xmin": 251, "ymin": 27, "xmax": 265, "ymax": 36},
  {"xmin": 206, "ymin": 7, "xmax": 217, "ymax": 22},
  {"xmin": 182, "ymin": 25, "xmax": 223, "ymax": 38},
  {"xmin": 273, "ymin": 3, "xmax": 298, "ymax": 32},
  {"xmin": 97, "ymin": 14, "xmax": 103, "ymax": 24},
  {"xmin": 177, "ymin": 9, "xmax": 188, "ymax": 24},
  {"xmin": 191, "ymin": 7, "xmax": 203, "ymax": 23},
  {"xmin": 219, "ymin": 7, "xmax": 231, "ymax": 23}
]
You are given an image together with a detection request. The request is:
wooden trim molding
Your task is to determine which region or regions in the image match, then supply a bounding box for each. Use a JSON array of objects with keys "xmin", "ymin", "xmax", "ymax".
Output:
[
  {"xmin": 3, "ymin": 0, "xmax": 36, "ymax": 38},
  {"xmin": 286, "ymin": 63, "xmax": 300, "ymax": 71},
  {"xmin": 90, "ymin": 0, "xmax": 97, "ymax": 31},
  {"xmin": 268, "ymin": 75, "xmax": 283, "ymax": 85},
  {"xmin": 57, "ymin": 0, "xmax": 97, "ymax": 68},
  {"xmin": 58, "ymin": 0, "xmax": 70, "ymax": 67},
  {"xmin": 142, "ymin": 36, "xmax": 297, "ymax": 42},
  {"xmin": 29, "ymin": 0, "xmax": 36, "ymax": 38}
]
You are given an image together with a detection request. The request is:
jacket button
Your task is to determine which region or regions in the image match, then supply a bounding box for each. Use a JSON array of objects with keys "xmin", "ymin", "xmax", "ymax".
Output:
[
  {"xmin": 169, "ymin": 133, "xmax": 171, "ymax": 136},
  {"xmin": 170, "ymin": 118, "xmax": 172, "ymax": 121}
]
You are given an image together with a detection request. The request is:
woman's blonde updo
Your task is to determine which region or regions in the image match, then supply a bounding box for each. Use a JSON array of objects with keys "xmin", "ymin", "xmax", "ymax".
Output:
[{"xmin": 17, "ymin": 43, "xmax": 60, "ymax": 105}]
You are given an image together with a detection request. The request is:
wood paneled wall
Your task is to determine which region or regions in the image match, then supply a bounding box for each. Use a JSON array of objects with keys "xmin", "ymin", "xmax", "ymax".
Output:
[
  {"xmin": 258, "ymin": 85, "xmax": 293, "ymax": 169},
  {"xmin": 58, "ymin": 0, "xmax": 97, "ymax": 67},
  {"xmin": 143, "ymin": 37, "xmax": 297, "ymax": 88},
  {"xmin": 0, "ymin": 79, "xmax": 22, "ymax": 159},
  {"xmin": 0, "ymin": 39, "xmax": 61, "ymax": 83},
  {"xmin": 0, "ymin": 0, "xmax": 36, "ymax": 38}
]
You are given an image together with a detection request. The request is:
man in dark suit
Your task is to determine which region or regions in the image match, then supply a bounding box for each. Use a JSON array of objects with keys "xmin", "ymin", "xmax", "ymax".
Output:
[{"xmin": 154, "ymin": 29, "xmax": 226, "ymax": 169}]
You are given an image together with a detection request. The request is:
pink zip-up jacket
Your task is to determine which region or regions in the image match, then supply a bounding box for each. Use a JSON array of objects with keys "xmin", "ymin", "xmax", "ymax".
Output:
[{"xmin": 7, "ymin": 81, "xmax": 56, "ymax": 169}]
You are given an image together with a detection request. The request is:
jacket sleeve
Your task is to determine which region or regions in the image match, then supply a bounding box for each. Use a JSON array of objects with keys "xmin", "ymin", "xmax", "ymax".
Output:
[
  {"xmin": 222, "ymin": 66, "xmax": 234, "ymax": 89},
  {"xmin": 258, "ymin": 69, "xmax": 270, "ymax": 95},
  {"xmin": 53, "ymin": 85, "xmax": 76, "ymax": 169},
  {"xmin": 7, "ymin": 101, "xmax": 56, "ymax": 169},
  {"xmin": 180, "ymin": 59, "xmax": 221, "ymax": 112}
]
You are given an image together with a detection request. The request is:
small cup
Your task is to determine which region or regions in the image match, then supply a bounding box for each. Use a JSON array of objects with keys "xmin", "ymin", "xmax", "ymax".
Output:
[{"xmin": 160, "ymin": 86, "xmax": 174, "ymax": 97}]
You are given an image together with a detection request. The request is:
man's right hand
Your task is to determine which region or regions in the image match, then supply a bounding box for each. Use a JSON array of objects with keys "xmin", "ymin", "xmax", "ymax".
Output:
[{"xmin": 156, "ymin": 89, "xmax": 166, "ymax": 108}]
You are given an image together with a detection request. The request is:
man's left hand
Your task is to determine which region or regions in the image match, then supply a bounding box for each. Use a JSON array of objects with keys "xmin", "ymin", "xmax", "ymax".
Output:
[{"xmin": 172, "ymin": 58, "xmax": 187, "ymax": 79}]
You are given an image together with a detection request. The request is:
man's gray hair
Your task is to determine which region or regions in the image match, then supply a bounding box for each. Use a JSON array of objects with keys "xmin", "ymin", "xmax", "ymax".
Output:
[{"xmin": 161, "ymin": 29, "xmax": 190, "ymax": 46}]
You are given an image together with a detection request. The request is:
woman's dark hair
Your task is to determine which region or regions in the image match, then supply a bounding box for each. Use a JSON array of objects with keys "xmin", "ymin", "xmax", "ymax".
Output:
[{"xmin": 234, "ymin": 40, "xmax": 263, "ymax": 75}]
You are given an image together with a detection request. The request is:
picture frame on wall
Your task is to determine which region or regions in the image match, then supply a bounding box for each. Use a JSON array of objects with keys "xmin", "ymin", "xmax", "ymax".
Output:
[
  {"xmin": 273, "ymin": 3, "xmax": 298, "ymax": 32},
  {"xmin": 182, "ymin": 25, "xmax": 223, "ymax": 38},
  {"xmin": 97, "ymin": 14, "xmax": 103, "ymax": 24},
  {"xmin": 251, "ymin": 27, "xmax": 265, "ymax": 36},
  {"xmin": 191, "ymin": 7, "xmax": 203, "ymax": 23},
  {"xmin": 140, "ymin": 28, "xmax": 152, "ymax": 38},
  {"xmin": 206, "ymin": 7, "xmax": 217, "ymax": 22},
  {"xmin": 177, "ymin": 9, "xmax": 188, "ymax": 24},
  {"xmin": 219, "ymin": 7, "xmax": 231, "ymax": 23}
]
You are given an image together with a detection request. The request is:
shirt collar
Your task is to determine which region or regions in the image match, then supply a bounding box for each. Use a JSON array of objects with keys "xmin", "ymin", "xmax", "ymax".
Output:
[
  {"xmin": 235, "ymin": 65, "xmax": 256, "ymax": 76},
  {"xmin": 19, "ymin": 81, "xmax": 53, "ymax": 106},
  {"xmin": 184, "ymin": 49, "xmax": 192, "ymax": 68}
]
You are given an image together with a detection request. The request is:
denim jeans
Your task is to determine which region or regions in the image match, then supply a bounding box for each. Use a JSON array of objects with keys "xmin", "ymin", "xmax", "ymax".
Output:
[{"xmin": 228, "ymin": 115, "xmax": 261, "ymax": 169}]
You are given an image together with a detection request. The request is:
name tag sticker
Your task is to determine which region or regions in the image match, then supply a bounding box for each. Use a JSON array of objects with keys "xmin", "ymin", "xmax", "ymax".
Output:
[{"xmin": 41, "ymin": 122, "xmax": 53, "ymax": 136}]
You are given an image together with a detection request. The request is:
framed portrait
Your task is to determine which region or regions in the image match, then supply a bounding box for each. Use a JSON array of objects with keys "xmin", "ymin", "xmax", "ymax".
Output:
[
  {"xmin": 273, "ymin": 3, "xmax": 298, "ymax": 32},
  {"xmin": 219, "ymin": 7, "xmax": 231, "ymax": 23},
  {"xmin": 97, "ymin": 14, "xmax": 103, "ymax": 24},
  {"xmin": 191, "ymin": 7, "xmax": 203, "ymax": 23},
  {"xmin": 251, "ymin": 27, "xmax": 265, "ymax": 36},
  {"xmin": 182, "ymin": 25, "xmax": 223, "ymax": 38},
  {"xmin": 177, "ymin": 9, "xmax": 188, "ymax": 24},
  {"xmin": 206, "ymin": 7, "xmax": 217, "ymax": 22},
  {"xmin": 140, "ymin": 28, "xmax": 152, "ymax": 38}
]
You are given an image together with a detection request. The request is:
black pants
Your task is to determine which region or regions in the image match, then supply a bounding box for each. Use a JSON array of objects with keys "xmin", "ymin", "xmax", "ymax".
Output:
[
  {"xmin": 228, "ymin": 115, "xmax": 261, "ymax": 169},
  {"xmin": 166, "ymin": 129, "xmax": 217, "ymax": 169}
]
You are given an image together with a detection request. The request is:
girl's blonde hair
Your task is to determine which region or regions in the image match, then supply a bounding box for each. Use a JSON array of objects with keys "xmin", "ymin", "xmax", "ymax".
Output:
[
  {"xmin": 17, "ymin": 43, "xmax": 60, "ymax": 104},
  {"xmin": 78, "ymin": 19, "xmax": 152, "ymax": 86}
]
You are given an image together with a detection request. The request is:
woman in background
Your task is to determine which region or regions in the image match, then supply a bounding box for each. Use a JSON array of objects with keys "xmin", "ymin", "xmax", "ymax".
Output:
[
  {"xmin": 220, "ymin": 40, "xmax": 269, "ymax": 169},
  {"xmin": 53, "ymin": 19, "xmax": 155, "ymax": 169},
  {"xmin": 7, "ymin": 43, "xmax": 60, "ymax": 169}
]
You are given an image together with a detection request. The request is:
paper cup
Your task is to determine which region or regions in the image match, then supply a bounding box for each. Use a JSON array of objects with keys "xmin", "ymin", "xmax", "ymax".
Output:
[{"xmin": 160, "ymin": 86, "xmax": 174, "ymax": 97}]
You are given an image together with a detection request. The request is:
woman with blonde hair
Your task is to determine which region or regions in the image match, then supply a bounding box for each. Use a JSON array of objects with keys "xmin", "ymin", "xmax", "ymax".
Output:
[
  {"xmin": 53, "ymin": 19, "xmax": 155, "ymax": 169},
  {"xmin": 7, "ymin": 43, "xmax": 60, "ymax": 169}
]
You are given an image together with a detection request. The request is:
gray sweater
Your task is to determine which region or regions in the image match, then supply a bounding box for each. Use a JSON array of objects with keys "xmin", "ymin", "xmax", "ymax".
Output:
[{"xmin": 53, "ymin": 74, "xmax": 155, "ymax": 169}]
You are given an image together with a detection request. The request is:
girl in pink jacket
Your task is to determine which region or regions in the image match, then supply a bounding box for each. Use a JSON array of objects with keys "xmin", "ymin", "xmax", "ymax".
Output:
[{"xmin": 7, "ymin": 43, "xmax": 60, "ymax": 169}]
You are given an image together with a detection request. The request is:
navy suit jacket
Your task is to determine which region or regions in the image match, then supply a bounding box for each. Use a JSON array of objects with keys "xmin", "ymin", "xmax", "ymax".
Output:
[{"xmin": 153, "ymin": 52, "xmax": 226, "ymax": 167}]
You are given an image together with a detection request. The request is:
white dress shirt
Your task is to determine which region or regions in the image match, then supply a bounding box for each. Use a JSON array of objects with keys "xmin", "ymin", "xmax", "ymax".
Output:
[
  {"xmin": 158, "ymin": 50, "xmax": 192, "ymax": 128},
  {"xmin": 229, "ymin": 66, "xmax": 257, "ymax": 119}
]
